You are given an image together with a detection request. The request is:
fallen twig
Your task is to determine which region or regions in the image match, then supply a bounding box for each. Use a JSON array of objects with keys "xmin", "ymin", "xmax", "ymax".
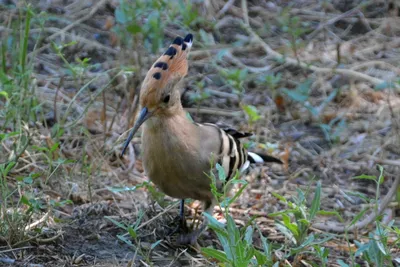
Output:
[
  {"xmin": 25, "ymin": 211, "xmax": 50, "ymax": 231},
  {"xmin": 240, "ymin": 0, "xmax": 397, "ymax": 88},
  {"xmin": 313, "ymin": 175, "xmax": 399, "ymax": 233},
  {"xmin": 29, "ymin": 0, "xmax": 108, "ymax": 58}
]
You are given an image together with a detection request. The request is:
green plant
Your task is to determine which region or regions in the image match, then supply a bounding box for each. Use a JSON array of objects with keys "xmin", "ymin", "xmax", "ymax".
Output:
[
  {"xmin": 201, "ymin": 164, "xmax": 280, "ymax": 267},
  {"xmin": 258, "ymin": 73, "xmax": 282, "ymax": 92},
  {"xmin": 114, "ymin": 0, "xmax": 202, "ymax": 53},
  {"xmin": 270, "ymin": 181, "xmax": 333, "ymax": 265},
  {"xmin": 114, "ymin": 0, "xmax": 167, "ymax": 52},
  {"xmin": 0, "ymin": 5, "xmax": 41, "ymax": 245},
  {"xmin": 106, "ymin": 210, "xmax": 161, "ymax": 264},
  {"xmin": 354, "ymin": 221, "xmax": 396, "ymax": 267},
  {"xmin": 190, "ymin": 80, "xmax": 212, "ymax": 114},
  {"xmin": 106, "ymin": 183, "xmax": 167, "ymax": 265},
  {"xmin": 281, "ymin": 80, "xmax": 346, "ymax": 142},
  {"xmin": 220, "ymin": 68, "xmax": 249, "ymax": 100},
  {"xmin": 0, "ymin": 4, "xmax": 77, "ymax": 247},
  {"xmin": 108, "ymin": 181, "xmax": 167, "ymax": 207},
  {"xmin": 277, "ymin": 7, "xmax": 310, "ymax": 64},
  {"xmin": 344, "ymin": 165, "xmax": 398, "ymax": 267},
  {"xmin": 242, "ymin": 104, "xmax": 261, "ymax": 127}
]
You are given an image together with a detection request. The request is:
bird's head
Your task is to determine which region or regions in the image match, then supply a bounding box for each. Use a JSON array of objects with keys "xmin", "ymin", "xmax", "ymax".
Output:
[{"xmin": 121, "ymin": 34, "xmax": 193, "ymax": 155}]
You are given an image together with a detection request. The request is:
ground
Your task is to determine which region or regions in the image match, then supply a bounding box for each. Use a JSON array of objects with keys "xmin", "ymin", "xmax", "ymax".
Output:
[{"xmin": 0, "ymin": 0, "xmax": 399, "ymax": 266}]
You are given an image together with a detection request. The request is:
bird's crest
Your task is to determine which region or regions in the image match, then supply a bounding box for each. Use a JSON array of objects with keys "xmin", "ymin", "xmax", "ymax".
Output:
[{"xmin": 140, "ymin": 34, "xmax": 193, "ymax": 105}]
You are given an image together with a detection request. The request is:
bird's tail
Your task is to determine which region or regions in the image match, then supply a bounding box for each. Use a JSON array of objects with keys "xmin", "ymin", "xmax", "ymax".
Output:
[{"xmin": 247, "ymin": 152, "xmax": 282, "ymax": 164}]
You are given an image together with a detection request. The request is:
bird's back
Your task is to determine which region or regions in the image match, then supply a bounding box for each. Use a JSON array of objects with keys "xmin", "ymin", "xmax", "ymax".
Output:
[{"xmin": 142, "ymin": 115, "xmax": 259, "ymax": 201}]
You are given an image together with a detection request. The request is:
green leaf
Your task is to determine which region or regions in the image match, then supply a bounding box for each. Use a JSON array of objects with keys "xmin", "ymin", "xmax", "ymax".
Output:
[
  {"xmin": 227, "ymin": 215, "xmax": 240, "ymax": 244},
  {"xmin": 271, "ymin": 192, "xmax": 287, "ymax": 203},
  {"xmin": 336, "ymin": 259, "xmax": 350, "ymax": 267},
  {"xmin": 117, "ymin": 234, "xmax": 135, "ymax": 248},
  {"xmin": 127, "ymin": 226, "xmax": 137, "ymax": 238},
  {"xmin": 244, "ymin": 247, "xmax": 255, "ymax": 262},
  {"xmin": 203, "ymin": 212, "xmax": 225, "ymax": 230},
  {"xmin": 2, "ymin": 162, "xmax": 16, "ymax": 176},
  {"xmin": 32, "ymin": 145, "xmax": 49, "ymax": 152},
  {"xmin": 352, "ymin": 174, "xmax": 377, "ymax": 182},
  {"xmin": 20, "ymin": 195, "xmax": 31, "ymax": 206},
  {"xmin": 375, "ymin": 240, "xmax": 387, "ymax": 256},
  {"xmin": 348, "ymin": 207, "xmax": 369, "ymax": 228},
  {"xmin": 309, "ymin": 181, "xmax": 321, "ymax": 220},
  {"xmin": 0, "ymin": 90, "xmax": 8, "ymax": 100},
  {"xmin": 275, "ymin": 222, "xmax": 296, "ymax": 245},
  {"xmin": 202, "ymin": 247, "xmax": 230, "ymax": 263},
  {"xmin": 150, "ymin": 240, "xmax": 162, "ymax": 250},
  {"xmin": 317, "ymin": 210, "xmax": 344, "ymax": 222},
  {"xmin": 282, "ymin": 88, "xmax": 309, "ymax": 102},
  {"xmin": 281, "ymin": 80, "xmax": 312, "ymax": 103},
  {"xmin": 291, "ymin": 234, "xmax": 315, "ymax": 254},
  {"xmin": 354, "ymin": 240, "xmax": 368, "ymax": 257},
  {"xmin": 105, "ymin": 216, "xmax": 127, "ymax": 230},
  {"xmin": 268, "ymin": 211, "xmax": 287, "ymax": 217},
  {"xmin": 239, "ymin": 69, "xmax": 248, "ymax": 80},
  {"xmin": 227, "ymin": 179, "xmax": 248, "ymax": 206},
  {"xmin": 320, "ymin": 88, "xmax": 338, "ymax": 108},
  {"xmin": 50, "ymin": 142, "xmax": 59, "ymax": 152},
  {"xmin": 282, "ymin": 214, "xmax": 299, "ymax": 238},
  {"xmin": 374, "ymin": 81, "xmax": 391, "ymax": 91},
  {"xmin": 344, "ymin": 190, "xmax": 369, "ymax": 203},
  {"xmin": 126, "ymin": 23, "xmax": 141, "ymax": 34},
  {"xmin": 215, "ymin": 163, "xmax": 226, "ymax": 181},
  {"xmin": 115, "ymin": 6, "xmax": 127, "ymax": 24},
  {"xmin": 254, "ymin": 249, "xmax": 267, "ymax": 265},
  {"xmin": 244, "ymin": 225, "xmax": 253, "ymax": 245},
  {"xmin": 23, "ymin": 176, "xmax": 33, "ymax": 184},
  {"xmin": 133, "ymin": 209, "xmax": 145, "ymax": 229},
  {"xmin": 242, "ymin": 105, "xmax": 261, "ymax": 122}
]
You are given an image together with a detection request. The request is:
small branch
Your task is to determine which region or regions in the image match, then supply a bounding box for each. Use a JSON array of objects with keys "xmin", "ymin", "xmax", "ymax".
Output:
[
  {"xmin": 29, "ymin": 0, "xmax": 108, "ymax": 57},
  {"xmin": 306, "ymin": 8, "xmax": 360, "ymax": 40},
  {"xmin": 245, "ymin": 23, "xmax": 387, "ymax": 85},
  {"xmin": 313, "ymin": 175, "xmax": 400, "ymax": 233},
  {"xmin": 0, "ymin": 246, "xmax": 35, "ymax": 254},
  {"xmin": 216, "ymin": 0, "xmax": 236, "ymax": 18},
  {"xmin": 239, "ymin": 3, "xmax": 396, "ymax": 88},
  {"xmin": 25, "ymin": 211, "xmax": 50, "ymax": 231},
  {"xmin": 36, "ymin": 231, "xmax": 64, "ymax": 244},
  {"xmin": 366, "ymin": 155, "xmax": 400, "ymax": 167},
  {"xmin": 241, "ymin": 0, "xmax": 249, "ymax": 26}
]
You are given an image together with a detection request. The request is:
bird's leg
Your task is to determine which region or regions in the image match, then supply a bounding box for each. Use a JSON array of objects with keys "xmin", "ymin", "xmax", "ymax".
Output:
[
  {"xmin": 179, "ymin": 199, "xmax": 188, "ymax": 231},
  {"xmin": 168, "ymin": 199, "xmax": 187, "ymax": 236},
  {"xmin": 177, "ymin": 199, "xmax": 215, "ymax": 246}
]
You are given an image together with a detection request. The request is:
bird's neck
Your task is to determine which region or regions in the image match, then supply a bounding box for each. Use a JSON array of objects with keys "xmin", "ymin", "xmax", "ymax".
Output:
[{"xmin": 143, "ymin": 105, "xmax": 194, "ymax": 136}]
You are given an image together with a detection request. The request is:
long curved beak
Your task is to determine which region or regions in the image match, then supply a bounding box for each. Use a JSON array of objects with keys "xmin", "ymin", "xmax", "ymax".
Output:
[{"xmin": 121, "ymin": 107, "xmax": 151, "ymax": 156}]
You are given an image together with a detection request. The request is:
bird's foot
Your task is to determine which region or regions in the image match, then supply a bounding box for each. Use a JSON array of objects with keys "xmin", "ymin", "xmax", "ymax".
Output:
[
  {"xmin": 176, "ymin": 229, "xmax": 202, "ymax": 246},
  {"xmin": 167, "ymin": 215, "xmax": 189, "ymax": 236}
]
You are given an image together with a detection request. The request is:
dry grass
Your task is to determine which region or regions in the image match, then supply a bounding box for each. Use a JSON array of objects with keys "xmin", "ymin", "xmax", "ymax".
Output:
[{"xmin": 0, "ymin": 0, "xmax": 399, "ymax": 266}]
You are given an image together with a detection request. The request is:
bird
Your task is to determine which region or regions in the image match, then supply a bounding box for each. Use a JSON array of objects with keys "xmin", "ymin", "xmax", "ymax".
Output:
[{"xmin": 121, "ymin": 33, "xmax": 282, "ymax": 245}]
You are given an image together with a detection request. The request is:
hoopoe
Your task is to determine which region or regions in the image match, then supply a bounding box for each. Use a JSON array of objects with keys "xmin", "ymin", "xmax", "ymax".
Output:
[{"xmin": 121, "ymin": 34, "xmax": 282, "ymax": 245}]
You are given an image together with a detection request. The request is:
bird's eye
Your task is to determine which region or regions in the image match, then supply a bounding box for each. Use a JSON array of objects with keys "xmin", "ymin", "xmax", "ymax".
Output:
[{"xmin": 163, "ymin": 94, "xmax": 170, "ymax": 103}]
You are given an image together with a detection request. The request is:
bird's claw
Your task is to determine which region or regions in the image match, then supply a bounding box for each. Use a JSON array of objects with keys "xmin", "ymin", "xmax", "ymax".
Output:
[
  {"xmin": 176, "ymin": 230, "xmax": 201, "ymax": 246},
  {"xmin": 167, "ymin": 215, "xmax": 189, "ymax": 236}
]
